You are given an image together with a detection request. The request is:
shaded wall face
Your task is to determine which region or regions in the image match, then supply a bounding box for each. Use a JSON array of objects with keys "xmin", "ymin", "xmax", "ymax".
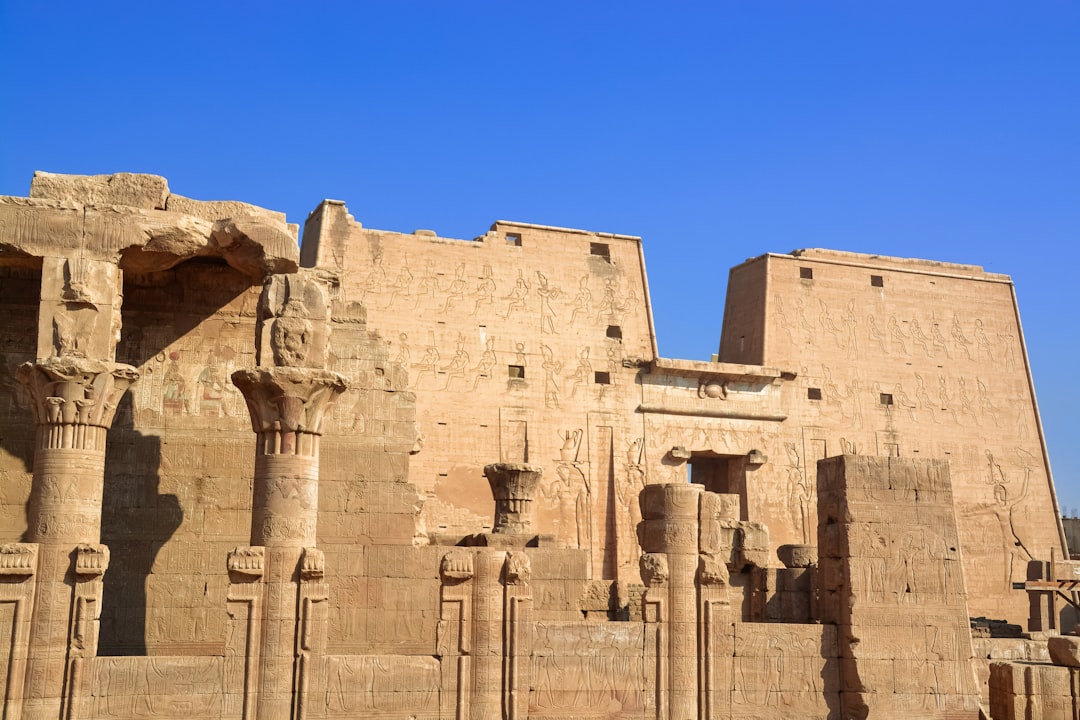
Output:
[
  {"xmin": 0, "ymin": 264, "xmax": 41, "ymax": 540},
  {"xmin": 311, "ymin": 216, "xmax": 656, "ymax": 581},
  {"xmin": 747, "ymin": 253, "xmax": 1060, "ymax": 624},
  {"xmin": 0, "ymin": 258, "xmax": 428, "ymax": 657}
]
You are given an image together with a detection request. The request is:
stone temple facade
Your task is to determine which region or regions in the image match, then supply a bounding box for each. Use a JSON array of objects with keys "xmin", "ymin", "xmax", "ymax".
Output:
[{"xmin": 0, "ymin": 171, "xmax": 1074, "ymax": 719}]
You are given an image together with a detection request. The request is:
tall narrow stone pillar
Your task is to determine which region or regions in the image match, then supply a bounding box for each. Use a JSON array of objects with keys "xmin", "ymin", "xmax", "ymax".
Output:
[
  {"xmin": 638, "ymin": 483, "xmax": 702, "ymax": 720},
  {"xmin": 16, "ymin": 252, "xmax": 135, "ymax": 720},
  {"xmin": 231, "ymin": 271, "xmax": 346, "ymax": 720}
]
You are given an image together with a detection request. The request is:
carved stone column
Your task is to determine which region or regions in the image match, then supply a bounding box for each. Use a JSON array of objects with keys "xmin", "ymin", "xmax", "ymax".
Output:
[
  {"xmin": 483, "ymin": 463, "xmax": 542, "ymax": 536},
  {"xmin": 16, "ymin": 356, "xmax": 137, "ymax": 720},
  {"xmin": 638, "ymin": 483, "xmax": 702, "ymax": 720},
  {"xmin": 230, "ymin": 271, "xmax": 347, "ymax": 720}
]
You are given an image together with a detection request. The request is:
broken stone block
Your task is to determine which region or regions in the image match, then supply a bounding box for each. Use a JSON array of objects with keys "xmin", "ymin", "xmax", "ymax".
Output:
[{"xmin": 1048, "ymin": 635, "xmax": 1080, "ymax": 667}]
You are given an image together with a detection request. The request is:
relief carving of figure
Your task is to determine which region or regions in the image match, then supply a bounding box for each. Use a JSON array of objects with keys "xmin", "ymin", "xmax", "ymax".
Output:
[
  {"xmin": 53, "ymin": 305, "xmax": 98, "ymax": 358},
  {"xmin": 441, "ymin": 263, "xmax": 467, "ymax": 313},
  {"xmin": 567, "ymin": 347, "xmax": 592, "ymax": 399},
  {"xmin": 471, "ymin": 337, "xmax": 497, "ymax": 390},
  {"xmin": 931, "ymin": 312, "xmax": 951, "ymax": 358},
  {"xmin": 568, "ymin": 275, "xmax": 591, "ymax": 327},
  {"xmin": 965, "ymin": 463, "xmax": 1032, "ymax": 591},
  {"xmin": 976, "ymin": 377, "xmax": 1001, "ymax": 426},
  {"xmin": 270, "ymin": 298, "xmax": 313, "ymax": 366},
  {"xmin": 384, "ymin": 257, "xmax": 414, "ymax": 308},
  {"xmin": 197, "ymin": 354, "xmax": 227, "ymax": 417},
  {"xmin": 162, "ymin": 351, "xmax": 189, "ymax": 414},
  {"xmin": 536, "ymin": 271, "xmax": 560, "ymax": 334},
  {"xmin": 952, "ymin": 313, "xmax": 973, "ymax": 360},
  {"xmin": 914, "ymin": 372, "xmax": 937, "ymax": 423},
  {"xmin": 888, "ymin": 315, "xmax": 909, "ymax": 355},
  {"xmin": 818, "ymin": 299, "xmax": 844, "ymax": 348},
  {"xmin": 545, "ymin": 463, "xmax": 589, "ymax": 549},
  {"xmin": 471, "ymin": 264, "xmax": 496, "ymax": 316},
  {"xmin": 540, "ymin": 344, "xmax": 562, "ymax": 409},
  {"xmin": 974, "ymin": 318, "xmax": 995, "ymax": 361},
  {"xmin": 773, "ymin": 294, "xmax": 795, "ymax": 345},
  {"xmin": 845, "ymin": 299, "xmax": 858, "ymax": 359},
  {"xmin": 503, "ymin": 269, "xmax": 529, "ymax": 319},
  {"xmin": 867, "ymin": 313, "xmax": 887, "ymax": 354},
  {"xmin": 441, "ymin": 334, "xmax": 469, "ymax": 390},
  {"xmin": 910, "ymin": 317, "xmax": 933, "ymax": 357}
]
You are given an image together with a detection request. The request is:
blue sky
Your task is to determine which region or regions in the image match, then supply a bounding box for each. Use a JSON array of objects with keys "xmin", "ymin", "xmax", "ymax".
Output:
[{"xmin": 2, "ymin": 2, "xmax": 1077, "ymax": 510}]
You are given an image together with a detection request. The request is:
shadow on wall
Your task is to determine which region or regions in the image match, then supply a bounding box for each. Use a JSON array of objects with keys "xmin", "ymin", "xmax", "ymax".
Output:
[{"xmin": 99, "ymin": 392, "xmax": 182, "ymax": 656}]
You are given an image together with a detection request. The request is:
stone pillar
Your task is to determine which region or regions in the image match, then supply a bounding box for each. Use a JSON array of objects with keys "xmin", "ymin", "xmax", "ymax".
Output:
[
  {"xmin": 230, "ymin": 271, "xmax": 346, "ymax": 720},
  {"xmin": 638, "ymin": 482, "xmax": 702, "ymax": 720},
  {"xmin": 484, "ymin": 463, "xmax": 542, "ymax": 536},
  {"xmin": 818, "ymin": 455, "xmax": 981, "ymax": 718},
  {"xmin": 16, "ymin": 356, "xmax": 137, "ymax": 720}
]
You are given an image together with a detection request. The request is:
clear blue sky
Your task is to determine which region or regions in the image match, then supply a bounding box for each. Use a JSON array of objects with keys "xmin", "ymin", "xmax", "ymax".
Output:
[{"xmin": 2, "ymin": 2, "xmax": 1077, "ymax": 510}]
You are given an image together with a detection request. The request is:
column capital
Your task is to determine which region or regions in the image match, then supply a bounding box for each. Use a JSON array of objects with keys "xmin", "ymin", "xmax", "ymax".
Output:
[
  {"xmin": 17, "ymin": 357, "xmax": 139, "ymax": 450},
  {"xmin": 231, "ymin": 367, "xmax": 348, "ymax": 456}
]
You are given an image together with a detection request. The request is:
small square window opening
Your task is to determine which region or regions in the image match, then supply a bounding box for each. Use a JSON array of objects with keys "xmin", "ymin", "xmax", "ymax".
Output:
[
  {"xmin": 606, "ymin": 325, "xmax": 622, "ymax": 341},
  {"xmin": 799, "ymin": 267, "xmax": 814, "ymax": 280},
  {"xmin": 880, "ymin": 393, "xmax": 894, "ymax": 406},
  {"xmin": 590, "ymin": 242, "xmax": 611, "ymax": 261},
  {"xmin": 506, "ymin": 233, "xmax": 522, "ymax": 246},
  {"xmin": 594, "ymin": 371, "xmax": 611, "ymax": 384},
  {"xmin": 807, "ymin": 388, "xmax": 823, "ymax": 400},
  {"xmin": 870, "ymin": 275, "xmax": 884, "ymax": 287},
  {"xmin": 508, "ymin": 365, "xmax": 525, "ymax": 379}
]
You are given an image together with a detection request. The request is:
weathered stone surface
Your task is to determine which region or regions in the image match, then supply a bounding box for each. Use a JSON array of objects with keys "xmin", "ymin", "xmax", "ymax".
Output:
[
  {"xmin": 165, "ymin": 193, "xmax": 288, "ymax": 224},
  {"xmin": 1048, "ymin": 635, "xmax": 1080, "ymax": 667},
  {"xmin": 30, "ymin": 170, "xmax": 169, "ymax": 209},
  {"xmin": 0, "ymin": 171, "xmax": 1069, "ymax": 719}
]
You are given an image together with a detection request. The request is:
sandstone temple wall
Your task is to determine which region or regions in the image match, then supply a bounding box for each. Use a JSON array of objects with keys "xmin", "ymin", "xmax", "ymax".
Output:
[{"xmin": 0, "ymin": 171, "xmax": 1071, "ymax": 720}]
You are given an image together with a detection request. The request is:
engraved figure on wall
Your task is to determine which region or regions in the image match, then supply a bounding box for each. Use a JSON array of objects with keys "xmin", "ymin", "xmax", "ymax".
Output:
[
  {"xmin": 536, "ymin": 271, "xmax": 560, "ymax": 334},
  {"xmin": 617, "ymin": 437, "xmax": 646, "ymax": 571},
  {"xmin": 819, "ymin": 299, "xmax": 844, "ymax": 348},
  {"xmin": 471, "ymin": 337, "xmax": 497, "ymax": 390},
  {"xmin": 411, "ymin": 333, "xmax": 440, "ymax": 389},
  {"xmin": 867, "ymin": 313, "xmax": 888, "ymax": 354},
  {"xmin": 931, "ymin": 312, "xmax": 951, "ymax": 358},
  {"xmin": 441, "ymin": 263, "xmax": 468, "ymax": 313},
  {"xmin": 545, "ymin": 461, "xmax": 589, "ymax": 549},
  {"xmin": 503, "ymin": 269, "xmax": 530, "ymax": 320},
  {"xmin": 383, "ymin": 256, "xmax": 414, "ymax": 308},
  {"xmin": 567, "ymin": 347, "xmax": 592, "ymax": 399},
  {"xmin": 161, "ymin": 351, "xmax": 190, "ymax": 414},
  {"xmin": 441, "ymin": 333, "xmax": 469, "ymax": 390},
  {"xmin": 196, "ymin": 353, "xmax": 227, "ymax": 417},
  {"xmin": 965, "ymin": 461, "xmax": 1033, "ymax": 591},
  {"xmin": 568, "ymin": 275, "xmax": 591, "ymax": 327},
  {"xmin": 471, "ymin": 264, "xmax": 496, "ymax": 316},
  {"xmin": 773, "ymin": 294, "xmax": 796, "ymax": 345},
  {"xmin": 952, "ymin": 313, "xmax": 973, "ymax": 360},
  {"xmin": 845, "ymin": 299, "xmax": 858, "ymax": 359},
  {"xmin": 540, "ymin": 344, "xmax": 562, "ymax": 409}
]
